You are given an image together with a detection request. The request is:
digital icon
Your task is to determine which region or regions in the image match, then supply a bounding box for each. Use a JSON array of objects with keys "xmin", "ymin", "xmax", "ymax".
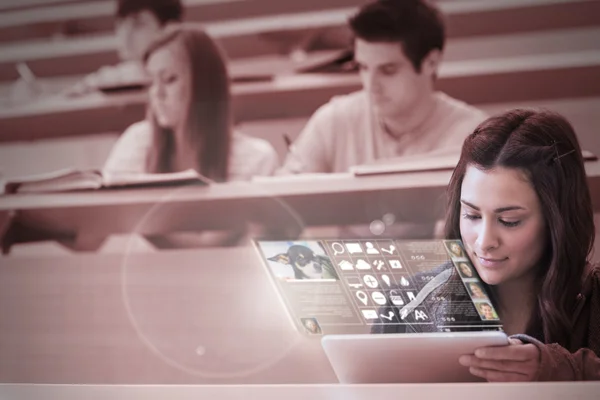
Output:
[
  {"xmin": 415, "ymin": 310, "xmax": 429, "ymax": 321},
  {"xmin": 361, "ymin": 310, "xmax": 379, "ymax": 320},
  {"xmin": 371, "ymin": 291, "xmax": 387, "ymax": 305},
  {"xmin": 389, "ymin": 290, "xmax": 404, "ymax": 306},
  {"xmin": 338, "ymin": 260, "xmax": 354, "ymax": 270},
  {"xmin": 363, "ymin": 274, "xmax": 379, "ymax": 288},
  {"xmin": 355, "ymin": 259, "xmax": 371, "ymax": 270},
  {"xmin": 407, "ymin": 291, "xmax": 416, "ymax": 301},
  {"xmin": 381, "ymin": 244, "xmax": 396, "ymax": 255},
  {"xmin": 381, "ymin": 274, "xmax": 391, "ymax": 287},
  {"xmin": 356, "ymin": 291, "xmax": 369, "ymax": 305},
  {"xmin": 389, "ymin": 260, "xmax": 403, "ymax": 269},
  {"xmin": 331, "ymin": 242, "xmax": 345, "ymax": 256},
  {"xmin": 346, "ymin": 276, "xmax": 363, "ymax": 289},
  {"xmin": 365, "ymin": 242, "xmax": 379, "ymax": 254},
  {"xmin": 345, "ymin": 242, "xmax": 363, "ymax": 254},
  {"xmin": 400, "ymin": 276, "xmax": 410, "ymax": 287},
  {"xmin": 380, "ymin": 311, "xmax": 395, "ymax": 321},
  {"xmin": 372, "ymin": 260, "xmax": 386, "ymax": 271}
]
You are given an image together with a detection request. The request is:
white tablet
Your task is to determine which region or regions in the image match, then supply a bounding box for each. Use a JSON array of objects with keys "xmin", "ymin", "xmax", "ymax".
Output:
[{"xmin": 321, "ymin": 331, "xmax": 508, "ymax": 383}]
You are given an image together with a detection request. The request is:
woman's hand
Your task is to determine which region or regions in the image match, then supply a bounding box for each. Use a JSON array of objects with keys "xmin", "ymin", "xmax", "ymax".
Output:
[{"xmin": 459, "ymin": 338, "xmax": 541, "ymax": 382}]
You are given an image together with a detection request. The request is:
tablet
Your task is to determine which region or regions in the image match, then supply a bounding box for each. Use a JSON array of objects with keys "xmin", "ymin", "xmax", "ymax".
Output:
[{"xmin": 321, "ymin": 331, "xmax": 508, "ymax": 383}]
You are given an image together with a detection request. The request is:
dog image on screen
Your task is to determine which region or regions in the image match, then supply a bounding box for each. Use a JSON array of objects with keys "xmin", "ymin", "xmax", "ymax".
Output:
[{"xmin": 268, "ymin": 244, "xmax": 339, "ymax": 280}]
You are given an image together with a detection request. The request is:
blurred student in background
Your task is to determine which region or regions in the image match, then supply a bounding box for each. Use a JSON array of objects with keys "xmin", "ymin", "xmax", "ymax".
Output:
[
  {"xmin": 279, "ymin": 0, "xmax": 487, "ymax": 174},
  {"xmin": 66, "ymin": 0, "xmax": 184, "ymax": 96},
  {"xmin": 103, "ymin": 26, "xmax": 279, "ymax": 181},
  {"xmin": 9, "ymin": 0, "xmax": 182, "ymax": 104}
]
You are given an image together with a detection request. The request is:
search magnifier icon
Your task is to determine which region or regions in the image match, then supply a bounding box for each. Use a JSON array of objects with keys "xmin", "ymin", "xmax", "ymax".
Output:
[{"xmin": 331, "ymin": 242, "xmax": 345, "ymax": 256}]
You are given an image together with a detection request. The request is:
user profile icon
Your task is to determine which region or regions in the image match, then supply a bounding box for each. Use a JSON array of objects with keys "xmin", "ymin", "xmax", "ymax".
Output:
[
  {"xmin": 445, "ymin": 240, "xmax": 466, "ymax": 259},
  {"xmin": 476, "ymin": 302, "xmax": 499, "ymax": 321},
  {"xmin": 300, "ymin": 317, "xmax": 322, "ymax": 334}
]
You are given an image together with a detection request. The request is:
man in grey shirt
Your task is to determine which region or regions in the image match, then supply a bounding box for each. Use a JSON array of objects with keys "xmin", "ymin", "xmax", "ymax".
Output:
[{"xmin": 280, "ymin": 0, "xmax": 487, "ymax": 174}]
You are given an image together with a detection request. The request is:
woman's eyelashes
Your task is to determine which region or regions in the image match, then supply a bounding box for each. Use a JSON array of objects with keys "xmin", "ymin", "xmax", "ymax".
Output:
[
  {"xmin": 461, "ymin": 213, "xmax": 521, "ymax": 228},
  {"xmin": 461, "ymin": 212, "xmax": 480, "ymax": 221},
  {"xmin": 499, "ymin": 219, "xmax": 521, "ymax": 228}
]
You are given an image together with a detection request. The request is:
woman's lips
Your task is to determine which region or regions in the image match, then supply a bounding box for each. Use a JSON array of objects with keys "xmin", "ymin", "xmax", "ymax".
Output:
[{"xmin": 477, "ymin": 256, "xmax": 508, "ymax": 268}]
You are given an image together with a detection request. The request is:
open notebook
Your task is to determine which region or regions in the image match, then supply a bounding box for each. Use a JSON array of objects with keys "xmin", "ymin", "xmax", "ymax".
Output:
[
  {"xmin": 351, "ymin": 149, "xmax": 598, "ymax": 177},
  {"xmin": 2, "ymin": 168, "xmax": 211, "ymax": 194},
  {"xmin": 254, "ymin": 239, "xmax": 503, "ymax": 336}
]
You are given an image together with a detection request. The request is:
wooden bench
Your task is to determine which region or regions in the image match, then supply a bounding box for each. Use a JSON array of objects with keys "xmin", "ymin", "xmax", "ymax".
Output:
[
  {"xmin": 1, "ymin": 50, "xmax": 599, "ymax": 141},
  {"xmin": 1, "ymin": 0, "xmax": 599, "ymax": 80},
  {"xmin": 0, "ymin": 0, "xmax": 360, "ymax": 43}
]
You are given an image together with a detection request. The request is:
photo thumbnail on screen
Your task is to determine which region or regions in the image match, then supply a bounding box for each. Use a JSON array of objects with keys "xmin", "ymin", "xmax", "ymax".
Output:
[{"xmin": 255, "ymin": 239, "xmax": 503, "ymax": 336}]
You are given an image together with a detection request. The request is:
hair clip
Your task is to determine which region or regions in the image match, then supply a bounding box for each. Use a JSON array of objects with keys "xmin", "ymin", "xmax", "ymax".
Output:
[
  {"xmin": 553, "ymin": 149, "xmax": 576, "ymax": 162},
  {"xmin": 550, "ymin": 140, "xmax": 575, "ymax": 164}
]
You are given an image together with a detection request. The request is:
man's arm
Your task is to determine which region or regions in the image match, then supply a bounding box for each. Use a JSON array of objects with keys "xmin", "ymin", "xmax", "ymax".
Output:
[
  {"xmin": 277, "ymin": 103, "xmax": 336, "ymax": 174},
  {"xmin": 63, "ymin": 62, "xmax": 148, "ymax": 97}
]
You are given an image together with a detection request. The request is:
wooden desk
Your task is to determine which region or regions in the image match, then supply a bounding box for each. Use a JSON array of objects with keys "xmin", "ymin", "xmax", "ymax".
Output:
[
  {"xmin": 0, "ymin": 248, "xmax": 338, "ymax": 383},
  {"xmin": 0, "ymin": 0, "xmax": 88, "ymax": 12},
  {"xmin": 2, "ymin": 0, "xmax": 599, "ymax": 79},
  {"xmin": 1, "ymin": 383, "xmax": 599, "ymax": 399},
  {"xmin": 0, "ymin": 169, "xmax": 452, "ymax": 242},
  {"xmin": 2, "ymin": 50, "xmax": 600, "ymax": 141},
  {"xmin": 2, "ymin": 247, "xmax": 600, "ymax": 389},
  {"xmin": 2, "ymin": 160, "xmax": 600, "ymax": 249}
]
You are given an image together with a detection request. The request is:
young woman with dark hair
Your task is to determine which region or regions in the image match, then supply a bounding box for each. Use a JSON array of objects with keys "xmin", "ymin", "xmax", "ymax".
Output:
[
  {"xmin": 445, "ymin": 109, "xmax": 599, "ymax": 381},
  {"xmin": 372, "ymin": 109, "xmax": 599, "ymax": 381}
]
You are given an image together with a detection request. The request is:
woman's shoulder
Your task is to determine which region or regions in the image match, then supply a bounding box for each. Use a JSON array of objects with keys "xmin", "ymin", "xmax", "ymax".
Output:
[
  {"xmin": 103, "ymin": 120, "xmax": 152, "ymax": 173},
  {"xmin": 112, "ymin": 120, "xmax": 153, "ymax": 149},
  {"xmin": 121, "ymin": 120, "xmax": 152, "ymax": 139}
]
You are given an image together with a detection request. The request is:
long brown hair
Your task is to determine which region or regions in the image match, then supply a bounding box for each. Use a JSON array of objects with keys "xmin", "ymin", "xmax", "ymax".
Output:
[
  {"xmin": 445, "ymin": 109, "xmax": 595, "ymax": 346},
  {"xmin": 143, "ymin": 26, "xmax": 231, "ymax": 181}
]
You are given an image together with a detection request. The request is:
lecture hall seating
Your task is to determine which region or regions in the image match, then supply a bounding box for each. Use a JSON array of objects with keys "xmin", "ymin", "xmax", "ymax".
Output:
[{"xmin": 1, "ymin": 0, "xmax": 599, "ymax": 81}]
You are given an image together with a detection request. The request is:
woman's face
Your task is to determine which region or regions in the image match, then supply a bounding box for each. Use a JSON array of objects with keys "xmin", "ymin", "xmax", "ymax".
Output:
[
  {"xmin": 451, "ymin": 243, "xmax": 462, "ymax": 256},
  {"xmin": 459, "ymin": 165, "xmax": 547, "ymax": 287},
  {"xmin": 305, "ymin": 320, "xmax": 317, "ymax": 332},
  {"xmin": 470, "ymin": 284, "xmax": 484, "ymax": 298},
  {"xmin": 460, "ymin": 263, "xmax": 473, "ymax": 277},
  {"xmin": 146, "ymin": 40, "xmax": 192, "ymax": 131}
]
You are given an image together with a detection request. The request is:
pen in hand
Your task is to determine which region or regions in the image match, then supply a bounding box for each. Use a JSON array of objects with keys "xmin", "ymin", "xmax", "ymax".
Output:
[
  {"xmin": 11, "ymin": 62, "xmax": 42, "ymax": 104},
  {"xmin": 283, "ymin": 133, "xmax": 293, "ymax": 149},
  {"xmin": 16, "ymin": 62, "xmax": 36, "ymax": 85},
  {"xmin": 278, "ymin": 133, "xmax": 302, "ymax": 175}
]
